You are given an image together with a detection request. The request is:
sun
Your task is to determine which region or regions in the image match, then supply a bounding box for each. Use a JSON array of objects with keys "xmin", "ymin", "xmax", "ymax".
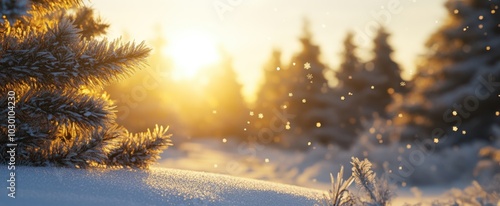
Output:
[{"xmin": 164, "ymin": 31, "xmax": 219, "ymax": 80}]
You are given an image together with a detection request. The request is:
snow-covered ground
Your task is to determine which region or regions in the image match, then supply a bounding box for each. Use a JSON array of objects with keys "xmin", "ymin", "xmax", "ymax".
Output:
[
  {"xmin": 0, "ymin": 166, "xmax": 323, "ymax": 206},
  {"xmin": 2, "ymin": 137, "xmax": 494, "ymax": 205},
  {"xmin": 158, "ymin": 137, "xmax": 494, "ymax": 204}
]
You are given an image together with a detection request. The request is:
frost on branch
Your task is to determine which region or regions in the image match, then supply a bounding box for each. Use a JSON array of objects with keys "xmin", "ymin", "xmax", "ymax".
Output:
[
  {"xmin": 107, "ymin": 125, "xmax": 172, "ymax": 169},
  {"xmin": 0, "ymin": 20, "xmax": 150, "ymax": 90},
  {"xmin": 323, "ymin": 158, "xmax": 395, "ymax": 206}
]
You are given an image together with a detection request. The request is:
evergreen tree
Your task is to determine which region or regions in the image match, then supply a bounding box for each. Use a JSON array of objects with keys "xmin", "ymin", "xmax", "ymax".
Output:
[
  {"xmin": 252, "ymin": 49, "xmax": 288, "ymax": 136},
  {"xmin": 255, "ymin": 49, "xmax": 284, "ymax": 115},
  {"xmin": 330, "ymin": 32, "xmax": 365, "ymax": 148},
  {"xmin": 363, "ymin": 27, "xmax": 407, "ymax": 119},
  {"xmin": 332, "ymin": 28, "xmax": 407, "ymax": 148},
  {"xmin": 283, "ymin": 20, "xmax": 333, "ymax": 148},
  {"xmin": 0, "ymin": 0, "xmax": 171, "ymax": 168},
  {"xmin": 195, "ymin": 50, "xmax": 249, "ymax": 138},
  {"xmin": 395, "ymin": 0, "xmax": 500, "ymax": 146},
  {"xmin": 354, "ymin": 27, "xmax": 408, "ymax": 146}
]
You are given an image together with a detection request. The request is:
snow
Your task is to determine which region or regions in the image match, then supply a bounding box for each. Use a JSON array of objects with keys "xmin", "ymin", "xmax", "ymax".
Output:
[
  {"xmin": 0, "ymin": 166, "xmax": 323, "ymax": 206},
  {"xmin": 158, "ymin": 137, "xmax": 484, "ymax": 189}
]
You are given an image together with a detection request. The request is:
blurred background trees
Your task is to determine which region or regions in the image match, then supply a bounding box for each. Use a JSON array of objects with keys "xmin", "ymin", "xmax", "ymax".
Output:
[
  {"xmin": 395, "ymin": 0, "xmax": 500, "ymax": 148},
  {"xmin": 104, "ymin": 0, "xmax": 499, "ymax": 154}
]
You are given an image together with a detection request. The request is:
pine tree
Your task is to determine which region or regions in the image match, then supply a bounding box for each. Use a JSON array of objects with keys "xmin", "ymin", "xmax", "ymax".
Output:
[
  {"xmin": 395, "ymin": 0, "xmax": 500, "ymax": 147},
  {"xmin": 0, "ymin": 0, "xmax": 171, "ymax": 168},
  {"xmin": 283, "ymin": 19, "xmax": 333, "ymax": 148},
  {"xmin": 330, "ymin": 32, "xmax": 365, "ymax": 148},
  {"xmin": 255, "ymin": 49, "xmax": 284, "ymax": 116},
  {"xmin": 252, "ymin": 49, "xmax": 289, "ymax": 138},
  {"xmin": 357, "ymin": 27, "xmax": 407, "ymax": 146},
  {"xmin": 196, "ymin": 50, "xmax": 249, "ymax": 138},
  {"xmin": 363, "ymin": 27, "xmax": 407, "ymax": 119},
  {"xmin": 332, "ymin": 28, "xmax": 406, "ymax": 148}
]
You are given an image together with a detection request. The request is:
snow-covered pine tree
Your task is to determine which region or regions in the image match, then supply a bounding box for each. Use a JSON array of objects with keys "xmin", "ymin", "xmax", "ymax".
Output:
[
  {"xmin": 0, "ymin": 0, "xmax": 171, "ymax": 168},
  {"xmin": 355, "ymin": 27, "xmax": 407, "ymax": 145},
  {"xmin": 363, "ymin": 26, "xmax": 407, "ymax": 119},
  {"xmin": 332, "ymin": 28, "xmax": 407, "ymax": 148},
  {"xmin": 395, "ymin": 0, "xmax": 500, "ymax": 147},
  {"xmin": 330, "ymin": 32, "xmax": 365, "ymax": 148},
  {"xmin": 284, "ymin": 19, "xmax": 333, "ymax": 148}
]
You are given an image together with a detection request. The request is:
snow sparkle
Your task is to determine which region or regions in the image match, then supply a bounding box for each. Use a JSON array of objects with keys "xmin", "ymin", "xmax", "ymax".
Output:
[{"xmin": 304, "ymin": 62, "xmax": 311, "ymax": 70}]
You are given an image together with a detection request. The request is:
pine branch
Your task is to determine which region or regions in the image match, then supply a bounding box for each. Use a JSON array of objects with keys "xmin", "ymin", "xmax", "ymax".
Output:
[
  {"xmin": 81, "ymin": 38, "xmax": 151, "ymax": 86},
  {"xmin": 0, "ymin": 87, "xmax": 55, "ymax": 164},
  {"xmin": 107, "ymin": 125, "xmax": 172, "ymax": 169},
  {"xmin": 17, "ymin": 89, "xmax": 116, "ymax": 131},
  {"xmin": 0, "ymin": 19, "xmax": 151, "ymax": 89},
  {"xmin": 67, "ymin": 6, "xmax": 109, "ymax": 39},
  {"xmin": 41, "ymin": 124, "xmax": 125, "ymax": 168}
]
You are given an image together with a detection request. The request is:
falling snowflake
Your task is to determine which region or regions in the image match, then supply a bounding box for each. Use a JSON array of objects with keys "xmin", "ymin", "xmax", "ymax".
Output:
[
  {"xmin": 304, "ymin": 62, "xmax": 311, "ymax": 70},
  {"xmin": 306, "ymin": 73, "xmax": 313, "ymax": 80},
  {"xmin": 400, "ymin": 81, "xmax": 406, "ymax": 87}
]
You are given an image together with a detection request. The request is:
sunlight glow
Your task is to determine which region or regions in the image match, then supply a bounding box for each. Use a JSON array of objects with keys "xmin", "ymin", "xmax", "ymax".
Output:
[{"xmin": 164, "ymin": 31, "xmax": 219, "ymax": 80}]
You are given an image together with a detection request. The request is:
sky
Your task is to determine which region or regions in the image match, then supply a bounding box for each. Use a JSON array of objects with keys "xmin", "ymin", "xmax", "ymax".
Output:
[{"xmin": 92, "ymin": 0, "xmax": 447, "ymax": 102}]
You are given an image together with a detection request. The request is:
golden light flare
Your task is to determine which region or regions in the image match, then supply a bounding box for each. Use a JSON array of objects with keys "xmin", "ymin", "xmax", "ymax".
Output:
[{"xmin": 163, "ymin": 31, "xmax": 220, "ymax": 80}]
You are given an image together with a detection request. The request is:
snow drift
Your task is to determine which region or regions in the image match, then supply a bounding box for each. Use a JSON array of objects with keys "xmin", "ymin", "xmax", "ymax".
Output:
[{"xmin": 0, "ymin": 166, "xmax": 323, "ymax": 206}]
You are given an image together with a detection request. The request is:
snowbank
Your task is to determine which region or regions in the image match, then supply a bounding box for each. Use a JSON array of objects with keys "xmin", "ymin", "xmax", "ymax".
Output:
[{"xmin": 0, "ymin": 166, "xmax": 323, "ymax": 206}]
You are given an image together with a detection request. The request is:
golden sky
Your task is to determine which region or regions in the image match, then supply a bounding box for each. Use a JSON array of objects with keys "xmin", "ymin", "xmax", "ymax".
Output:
[{"xmin": 92, "ymin": 0, "xmax": 446, "ymax": 102}]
